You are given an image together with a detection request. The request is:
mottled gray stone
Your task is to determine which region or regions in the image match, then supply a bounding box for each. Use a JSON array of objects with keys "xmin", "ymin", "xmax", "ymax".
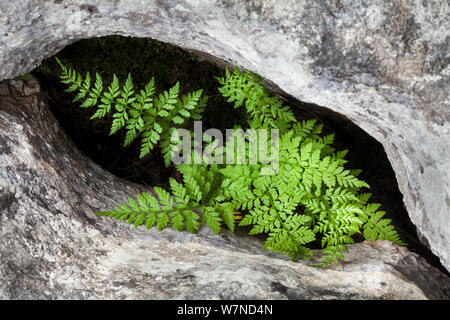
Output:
[
  {"xmin": 0, "ymin": 77, "xmax": 449, "ymax": 299},
  {"xmin": 0, "ymin": 0, "xmax": 448, "ymax": 272}
]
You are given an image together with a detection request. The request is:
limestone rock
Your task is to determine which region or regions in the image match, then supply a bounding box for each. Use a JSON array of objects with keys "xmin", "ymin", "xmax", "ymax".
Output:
[
  {"xmin": 0, "ymin": 77, "xmax": 449, "ymax": 299},
  {"xmin": 0, "ymin": 0, "xmax": 448, "ymax": 272}
]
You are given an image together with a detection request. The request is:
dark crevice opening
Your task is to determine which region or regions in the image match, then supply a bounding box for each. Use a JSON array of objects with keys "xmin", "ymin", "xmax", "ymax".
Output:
[{"xmin": 31, "ymin": 35, "xmax": 448, "ymax": 276}]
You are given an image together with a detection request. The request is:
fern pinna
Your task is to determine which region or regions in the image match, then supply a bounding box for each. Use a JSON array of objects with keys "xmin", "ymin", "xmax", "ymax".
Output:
[{"xmin": 57, "ymin": 61, "xmax": 404, "ymax": 267}]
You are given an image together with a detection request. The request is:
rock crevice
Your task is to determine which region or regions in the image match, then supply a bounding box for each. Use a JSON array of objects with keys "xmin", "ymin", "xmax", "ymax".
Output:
[
  {"xmin": 0, "ymin": 0, "xmax": 449, "ymax": 297},
  {"xmin": 1, "ymin": 1, "xmax": 448, "ymax": 271},
  {"xmin": 0, "ymin": 76, "xmax": 449, "ymax": 299}
]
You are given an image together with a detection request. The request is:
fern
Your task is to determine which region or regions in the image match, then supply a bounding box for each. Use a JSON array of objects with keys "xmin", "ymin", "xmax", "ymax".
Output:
[
  {"xmin": 56, "ymin": 58, "xmax": 207, "ymax": 160},
  {"xmin": 59, "ymin": 61, "xmax": 405, "ymax": 267},
  {"xmin": 215, "ymin": 68, "xmax": 404, "ymax": 266},
  {"xmin": 216, "ymin": 67, "xmax": 296, "ymax": 131},
  {"xmin": 97, "ymin": 163, "xmax": 236, "ymax": 235},
  {"xmin": 217, "ymin": 126, "xmax": 367, "ymax": 263},
  {"xmin": 357, "ymin": 199, "xmax": 406, "ymax": 245}
]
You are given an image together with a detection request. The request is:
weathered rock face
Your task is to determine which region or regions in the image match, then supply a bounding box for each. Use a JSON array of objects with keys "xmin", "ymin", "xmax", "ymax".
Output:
[
  {"xmin": 0, "ymin": 77, "xmax": 450, "ymax": 299},
  {"xmin": 0, "ymin": 0, "xmax": 448, "ymax": 272}
]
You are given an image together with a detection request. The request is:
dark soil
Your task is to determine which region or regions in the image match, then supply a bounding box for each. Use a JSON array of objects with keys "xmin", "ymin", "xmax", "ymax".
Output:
[{"xmin": 31, "ymin": 35, "xmax": 448, "ymax": 276}]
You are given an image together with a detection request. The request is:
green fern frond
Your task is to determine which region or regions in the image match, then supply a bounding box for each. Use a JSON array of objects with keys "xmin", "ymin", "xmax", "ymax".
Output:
[
  {"xmin": 216, "ymin": 73, "xmax": 404, "ymax": 265},
  {"xmin": 359, "ymin": 203, "xmax": 406, "ymax": 245},
  {"xmin": 56, "ymin": 59, "xmax": 207, "ymax": 161},
  {"xmin": 217, "ymin": 67, "xmax": 296, "ymax": 131}
]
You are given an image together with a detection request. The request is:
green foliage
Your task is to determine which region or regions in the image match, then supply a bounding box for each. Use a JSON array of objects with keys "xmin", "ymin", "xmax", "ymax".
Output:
[
  {"xmin": 216, "ymin": 67, "xmax": 296, "ymax": 131},
  {"xmin": 15, "ymin": 73, "xmax": 31, "ymax": 81},
  {"xmin": 217, "ymin": 122, "xmax": 403, "ymax": 265},
  {"xmin": 216, "ymin": 68, "xmax": 404, "ymax": 266},
  {"xmin": 56, "ymin": 58, "xmax": 207, "ymax": 160},
  {"xmin": 97, "ymin": 163, "xmax": 235, "ymax": 234},
  {"xmin": 59, "ymin": 62, "xmax": 405, "ymax": 267}
]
